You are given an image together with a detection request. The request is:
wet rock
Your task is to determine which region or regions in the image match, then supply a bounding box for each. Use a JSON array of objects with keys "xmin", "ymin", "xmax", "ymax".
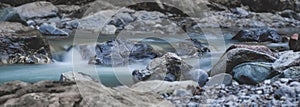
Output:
[
  {"xmin": 89, "ymin": 39, "xmax": 160, "ymax": 65},
  {"xmin": 131, "ymin": 80, "xmax": 198, "ymax": 94},
  {"xmin": 289, "ymin": 33, "xmax": 300, "ymax": 51},
  {"xmin": 209, "ymin": 48, "xmax": 276, "ymax": 76},
  {"xmin": 233, "ymin": 62, "xmax": 278, "ymax": 85},
  {"xmin": 132, "ymin": 52, "xmax": 192, "ymax": 82},
  {"xmin": 14, "ymin": 1, "xmax": 58, "ymax": 20},
  {"xmin": 0, "ymin": 80, "xmax": 169, "ymax": 106},
  {"xmin": 281, "ymin": 66, "xmax": 300, "ymax": 80},
  {"xmin": 0, "ymin": 22, "xmax": 52, "ymax": 64},
  {"xmin": 272, "ymin": 51, "xmax": 300, "ymax": 71},
  {"xmin": 39, "ymin": 23, "xmax": 69, "ymax": 36},
  {"xmin": 232, "ymin": 29, "xmax": 283, "ymax": 43},
  {"xmin": 60, "ymin": 71, "xmax": 99, "ymax": 82},
  {"xmin": 206, "ymin": 73, "xmax": 232, "ymax": 86},
  {"xmin": 0, "ymin": 8, "xmax": 24, "ymax": 23}
]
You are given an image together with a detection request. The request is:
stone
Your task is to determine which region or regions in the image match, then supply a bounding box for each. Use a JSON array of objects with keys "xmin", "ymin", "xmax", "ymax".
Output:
[
  {"xmin": 102, "ymin": 25, "xmax": 117, "ymax": 35},
  {"xmin": 60, "ymin": 71, "xmax": 99, "ymax": 82},
  {"xmin": 14, "ymin": 1, "xmax": 58, "ymax": 20},
  {"xmin": 132, "ymin": 52, "xmax": 192, "ymax": 82},
  {"xmin": 187, "ymin": 69, "xmax": 208, "ymax": 87},
  {"xmin": 231, "ymin": 8, "xmax": 249, "ymax": 16},
  {"xmin": 272, "ymin": 51, "xmax": 300, "ymax": 72},
  {"xmin": 280, "ymin": 66, "xmax": 300, "ymax": 80},
  {"xmin": 206, "ymin": 73, "xmax": 232, "ymax": 86},
  {"xmin": 89, "ymin": 39, "xmax": 160, "ymax": 65},
  {"xmin": 0, "ymin": 22, "xmax": 52, "ymax": 64},
  {"xmin": 226, "ymin": 44, "xmax": 275, "ymax": 57},
  {"xmin": 209, "ymin": 48, "xmax": 276, "ymax": 76},
  {"xmin": 232, "ymin": 29, "xmax": 283, "ymax": 43},
  {"xmin": 130, "ymin": 80, "xmax": 198, "ymax": 94},
  {"xmin": 233, "ymin": 62, "xmax": 278, "ymax": 85},
  {"xmin": 0, "ymin": 8, "xmax": 24, "ymax": 23},
  {"xmin": 39, "ymin": 23, "xmax": 69, "ymax": 36},
  {"xmin": 0, "ymin": 80, "xmax": 170, "ymax": 106},
  {"xmin": 279, "ymin": 10, "xmax": 300, "ymax": 21},
  {"xmin": 289, "ymin": 33, "xmax": 300, "ymax": 51}
]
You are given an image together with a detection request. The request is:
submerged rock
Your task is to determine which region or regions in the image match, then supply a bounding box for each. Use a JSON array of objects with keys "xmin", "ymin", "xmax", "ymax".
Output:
[
  {"xmin": 272, "ymin": 51, "xmax": 300, "ymax": 72},
  {"xmin": 233, "ymin": 62, "xmax": 278, "ymax": 85},
  {"xmin": 232, "ymin": 29, "xmax": 282, "ymax": 43},
  {"xmin": 209, "ymin": 48, "xmax": 276, "ymax": 76},
  {"xmin": 132, "ymin": 52, "xmax": 192, "ymax": 82},
  {"xmin": 0, "ymin": 22, "xmax": 52, "ymax": 64},
  {"xmin": 289, "ymin": 33, "xmax": 300, "ymax": 51}
]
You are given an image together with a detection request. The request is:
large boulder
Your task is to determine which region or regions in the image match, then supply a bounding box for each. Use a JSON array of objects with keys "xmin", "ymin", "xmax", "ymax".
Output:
[
  {"xmin": 209, "ymin": 48, "xmax": 277, "ymax": 76},
  {"xmin": 289, "ymin": 33, "xmax": 300, "ymax": 51},
  {"xmin": 132, "ymin": 52, "xmax": 192, "ymax": 82},
  {"xmin": 60, "ymin": 71, "xmax": 99, "ymax": 82},
  {"xmin": 88, "ymin": 39, "xmax": 160, "ymax": 65},
  {"xmin": 272, "ymin": 51, "xmax": 300, "ymax": 72},
  {"xmin": 13, "ymin": 1, "xmax": 59, "ymax": 21},
  {"xmin": 226, "ymin": 44, "xmax": 275, "ymax": 57},
  {"xmin": 233, "ymin": 62, "xmax": 279, "ymax": 85},
  {"xmin": 232, "ymin": 29, "xmax": 283, "ymax": 43},
  {"xmin": 0, "ymin": 22, "xmax": 52, "ymax": 64},
  {"xmin": 0, "ymin": 80, "xmax": 171, "ymax": 106},
  {"xmin": 241, "ymin": 0, "xmax": 298, "ymax": 12},
  {"xmin": 131, "ymin": 80, "xmax": 198, "ymax": 94}
]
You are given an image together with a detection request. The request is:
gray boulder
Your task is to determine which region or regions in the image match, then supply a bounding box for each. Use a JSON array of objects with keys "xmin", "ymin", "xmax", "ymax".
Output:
[
  {"xmin": 14, "ymin": 1, "xmax": 58, "ymax": 20},
  {"xmin": 280, "ymin": 66, "xmax": 300, "ymax": 80},
  {"xmin": 60, "ymin": 71, "xmax": 99, "ymax": 82},
  {"xmin": 132, "ymin": 52, "xmax": 192, "ymax": 82},
  {"xmin": 233, "ymin": 62, "xmax": 278, "ymax": 85},
  {"xmin": 209, "ymin": 48, "xmax": 276, "ymax": 76},
  {"xmin": 272, "ymin": 51, "xmax": 300, "ymax": 72},
  {"xmin": 0, "ymin": 22, "xmax": 52, "ymax": 64}
]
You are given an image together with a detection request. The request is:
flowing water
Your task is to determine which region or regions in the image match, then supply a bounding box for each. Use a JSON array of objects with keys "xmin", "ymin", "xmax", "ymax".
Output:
[{"xmin": 0, "ymin": 28, "xmax": 294, "ymax": 87}]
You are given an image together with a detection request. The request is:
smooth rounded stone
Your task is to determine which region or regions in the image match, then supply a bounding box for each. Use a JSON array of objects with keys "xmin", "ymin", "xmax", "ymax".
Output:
[
  {"xmin": 281, "ymin": 66, "xmax": 300, "ymax": 80},
  {"xmin": 289, "ymin": 33, "xmax": 300, "ymax": 51},
  {"xmin": 272, "ymin": 51, "xmax": 300, "ymax": 71},
  {"xmin": 205, "ymin": 73, "xmax": 232, "ymax": 87},
  {"xmin": 13, "ymin": 1, "xmax": 58, "ymax": 20},
  {"xmin": 39, "ymin": 23, "xmax": 69, "ymax": 36},
  {"xmin": 132, "ymin": 52, "xmax": 192, "ymax": 82},
  {"xmin": 60, "ymin": 71, "xmax": 99, "ymax": 82},
  {"xmin": 189, "ymin": 69, "xmax": 208, "ymax": 87},
  {"xmin": 209, "ymin": 48, "xmax": 277, "ymax": 76},
  {"xmin": 231, "ymin": 7, "xmax": 249, "ymax": 16},
  {"xmin": 130, "ymin": 80, "xmax": 198, "ymax": 94},
  {"xmin": 233, "ymin": 62, "xmax": 278, "ymax": 85},
  {"xmin": 232, "ymin": 29, "xmax": 282, "ymax": 43},
  {"xmin": 0, "ymin": 22, "xmax": 52, "ymax": 64}
]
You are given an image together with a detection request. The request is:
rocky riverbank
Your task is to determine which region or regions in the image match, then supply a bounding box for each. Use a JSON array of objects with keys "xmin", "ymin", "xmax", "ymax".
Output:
[{"xmin": 1, "ymin": 0, "xmax": 300, "ymax": 106}]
